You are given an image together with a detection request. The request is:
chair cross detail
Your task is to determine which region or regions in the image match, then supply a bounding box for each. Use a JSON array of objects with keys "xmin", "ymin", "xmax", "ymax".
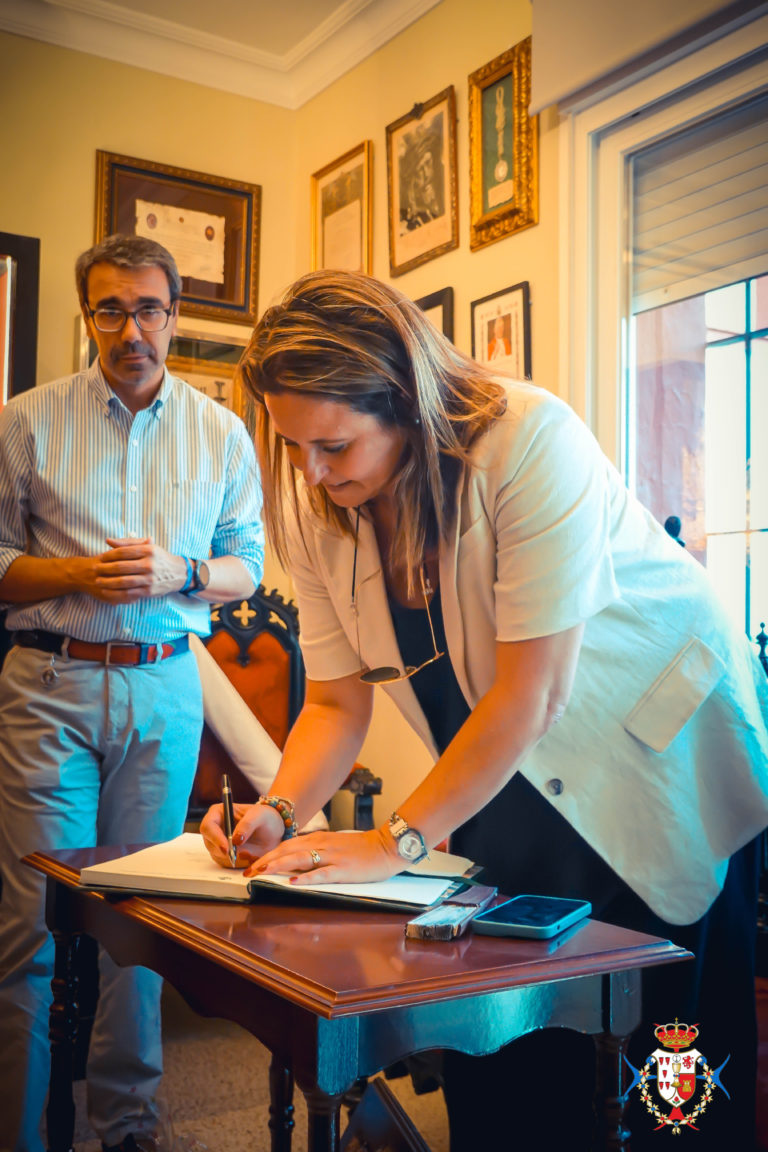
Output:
[{"xmin": 233, "ymin": 601, "xmax": 257, "ymax": 628}]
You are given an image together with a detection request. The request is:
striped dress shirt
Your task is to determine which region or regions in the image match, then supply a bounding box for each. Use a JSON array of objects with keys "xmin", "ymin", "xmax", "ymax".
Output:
[{"xmin": 0, "ymin": 361, "xmax": 264, "ymax": 642}]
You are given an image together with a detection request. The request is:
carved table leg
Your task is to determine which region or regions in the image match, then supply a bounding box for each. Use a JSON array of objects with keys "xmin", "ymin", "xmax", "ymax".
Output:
[
  {"xmin": 46, "ymin": 928, "xmax": 81, "ymax": 1152},
  {"xmin": 593, "ymin": 1031, "xmax": 633, "ymax": 1152},
  {"xmin": 303, "ymin": 1088, "xmax": 343, "ymax": 1152},
  {"xmin": 268, "ymin": 1054, "xmax": 295, "ymax": 1152}
]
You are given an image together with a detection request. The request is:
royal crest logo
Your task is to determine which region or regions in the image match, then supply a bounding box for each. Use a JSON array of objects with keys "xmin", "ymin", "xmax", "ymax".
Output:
[{"xmin": 624, "ymin": 1019, "xmax": 730, "ymax": 1133}]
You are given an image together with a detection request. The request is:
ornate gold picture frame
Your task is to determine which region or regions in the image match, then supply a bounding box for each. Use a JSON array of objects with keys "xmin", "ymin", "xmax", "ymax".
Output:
[
  {"xmin": 95, "ymin": 151, "xmax": 261, "ymax": 325},
  {"xmin": 468, "ymin": 39, "xmax": 538, "ymax": 251},
  {"xmin": 386, "ymin": 86, "xmax": 459, "ymax": 277},
  {"xmin": 311, "ymin": 141, "xmax": 372, "ymax": 274}
]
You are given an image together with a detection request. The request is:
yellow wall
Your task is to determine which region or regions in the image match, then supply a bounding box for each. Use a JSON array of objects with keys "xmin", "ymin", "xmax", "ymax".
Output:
[
  {"xmin": 0, "ymin": 0, "xmax": 560, "ymax": 820},
  {"xmin": 0, "ymin": 32, "xmax": 296, "ymax": 387}
]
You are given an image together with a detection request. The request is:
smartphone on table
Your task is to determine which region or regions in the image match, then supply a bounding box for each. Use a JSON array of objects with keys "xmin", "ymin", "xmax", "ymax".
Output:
[{"xmin": 471, "ymin": 894, "xmax": 591, "ymax": 939}]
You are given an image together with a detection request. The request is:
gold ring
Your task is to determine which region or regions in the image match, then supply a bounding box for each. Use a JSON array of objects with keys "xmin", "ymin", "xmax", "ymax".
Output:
[{"xmin": 309, "ymin": 848, "xmax": 321, "ymax": 869}]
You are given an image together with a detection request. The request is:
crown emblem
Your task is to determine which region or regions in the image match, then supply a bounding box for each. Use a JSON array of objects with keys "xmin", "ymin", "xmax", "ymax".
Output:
[{"xmin": 654, "ymin": 1019, "xmax": 699, "ymax": 1051}]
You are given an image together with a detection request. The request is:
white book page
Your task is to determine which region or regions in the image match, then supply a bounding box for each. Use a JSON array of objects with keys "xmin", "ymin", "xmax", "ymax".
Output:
[
  {"xmin": 252, "ymin": 871, "xmax": 453, "ymax": 906},
  {"xmin": 79, "ymin": 834, "xmax": 250, "ymax": 895}
]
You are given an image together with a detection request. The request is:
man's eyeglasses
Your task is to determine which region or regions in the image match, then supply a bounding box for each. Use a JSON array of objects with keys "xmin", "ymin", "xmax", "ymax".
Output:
[
  {"xmin": 87, "ymin": 305, "xmax": 175, "ymax": 333},
  {"xmin": 351, "ymin": 508, "xmax": 444, "ymax": 686}
]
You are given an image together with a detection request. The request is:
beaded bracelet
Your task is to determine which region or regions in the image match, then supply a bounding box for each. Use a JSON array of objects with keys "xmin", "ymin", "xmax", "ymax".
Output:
[{"xmin": 258, "ymin": 795, "xmax": 298, "ymax": 839}]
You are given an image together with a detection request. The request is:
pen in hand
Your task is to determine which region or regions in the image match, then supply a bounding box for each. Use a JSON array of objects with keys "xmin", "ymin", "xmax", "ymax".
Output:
[{"xmin": 221, "ymin": 773, "xmax": 238, "ymax": 869}]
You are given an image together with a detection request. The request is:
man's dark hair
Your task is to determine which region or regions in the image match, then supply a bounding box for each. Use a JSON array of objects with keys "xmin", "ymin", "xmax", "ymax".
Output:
[{"xmin": 75, "ymin": 233, "xmax": 182, "ymax": 307}]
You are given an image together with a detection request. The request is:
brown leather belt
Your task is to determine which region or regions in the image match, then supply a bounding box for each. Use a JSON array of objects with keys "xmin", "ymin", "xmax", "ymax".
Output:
[{"xmin": 12, "ymin": 630, "xmax": 189, "ymax": 666}]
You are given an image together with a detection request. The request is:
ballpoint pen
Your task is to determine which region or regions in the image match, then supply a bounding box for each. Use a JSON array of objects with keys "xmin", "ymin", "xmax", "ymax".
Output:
[{"xmin": 221, "ymin": 773, "xmax": 238, "ymax": 869}]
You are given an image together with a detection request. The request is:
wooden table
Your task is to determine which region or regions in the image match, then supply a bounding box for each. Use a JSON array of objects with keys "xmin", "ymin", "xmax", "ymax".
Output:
[{"xmin": 26, "ymin": 847, "xmax": 691, "ymax": 1152}]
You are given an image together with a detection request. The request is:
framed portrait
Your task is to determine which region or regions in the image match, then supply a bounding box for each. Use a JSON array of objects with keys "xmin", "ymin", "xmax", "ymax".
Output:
[
  {"xmin": 386, "ymin": 86, "xmax": 459, "ymax": 277},
  {"xmin": 311, "ymin": 142, "xmax": 372, "ymax": 274},
  {"xmin": 468, "ymin": 38, "xmax": 538, "ymax": 251},
  {"xmin": 95, "ymin": 151, "xmax": 261, "ymax": 325},
  {"xmin": 471, "ymin": 281, "xmax": 531, "ymax": 379},
  {"xmin": 414, "ymin": 286, "xmax": 454, "ymax": 341},
  {"xmin": 74, "ymin": 315, "xmax": 252, "ymax": 424}
]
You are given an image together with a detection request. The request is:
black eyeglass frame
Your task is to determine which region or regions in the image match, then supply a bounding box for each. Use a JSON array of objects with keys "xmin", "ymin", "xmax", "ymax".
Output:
[
  {"xmin": 351, "ymin": 506, "xmax": 444, "ymax": 686},
  {"xmin": 86, "ymin": 304, "xmax": 176, "ymax": 333}
]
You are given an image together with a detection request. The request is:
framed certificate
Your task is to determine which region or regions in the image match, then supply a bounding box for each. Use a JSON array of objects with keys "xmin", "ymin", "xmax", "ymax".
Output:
[
  {"xmin": 95, "ymin": 151, "xmax": 261, "ymax": 325},
  {"xmin": 311, "ymin": 142, "xmax": 372, "ymax": 274}
]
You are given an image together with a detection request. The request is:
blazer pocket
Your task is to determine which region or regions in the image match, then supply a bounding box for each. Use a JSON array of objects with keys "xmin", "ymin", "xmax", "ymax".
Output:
[{"xmin": 623, "ymin": 637, "xmax": 725, "ymax": 753}]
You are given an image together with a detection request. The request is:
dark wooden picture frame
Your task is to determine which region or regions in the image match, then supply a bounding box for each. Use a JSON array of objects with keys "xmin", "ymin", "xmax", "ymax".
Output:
[
  {"xmin": 0, "ymin": 231, "xmax": 40, "ymax": 403},
  {"xmin": 468, "ymin": 38, "xmax": 538, "ymax": 251},
  {"xmin": 414, "ymin": 287, "xmax": 454, "ymax": 341},
  {"xmin": 386, "ymin": 87, "xmax": 459, "ymax": 277},
  {"xmin": 95, "ymin": 151, "xmax": 261, "ymax": 325},
  {"xmin": 471, "ymin": 281, "xmax": 531, "ymax": 379}
]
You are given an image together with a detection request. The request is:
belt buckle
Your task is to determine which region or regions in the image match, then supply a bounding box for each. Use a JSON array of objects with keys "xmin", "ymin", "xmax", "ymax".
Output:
[{"xmin": 104, "ymin": 640, "xmax": 115, "ymax": 666}]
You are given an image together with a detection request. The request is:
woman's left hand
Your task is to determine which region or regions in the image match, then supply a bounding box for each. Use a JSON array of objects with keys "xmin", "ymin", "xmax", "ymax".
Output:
[{"xmin": 244, "ymin": 827, "xmax": 399, "ymax": 884}]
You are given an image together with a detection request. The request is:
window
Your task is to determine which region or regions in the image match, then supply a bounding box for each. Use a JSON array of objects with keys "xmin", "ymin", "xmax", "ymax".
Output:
[
  {"xmin": 559, "ymin": 13, "xmax": 768, "ymax": 640},
  {"xmin": 631, "ymin": 276, "xmax": 768, "ymax": 638}
]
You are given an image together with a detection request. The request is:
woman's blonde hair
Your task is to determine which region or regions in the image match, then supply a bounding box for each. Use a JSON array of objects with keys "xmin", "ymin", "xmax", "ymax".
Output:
[{"xmin": 239, "ymin": 270, "xmax": 507, "ymax": 578}]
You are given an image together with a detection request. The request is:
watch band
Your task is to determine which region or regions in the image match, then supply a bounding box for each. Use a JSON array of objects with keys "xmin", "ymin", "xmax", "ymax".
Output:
[
  {"xmin": 180, "ymin": 558, "xmax": 211, "ymax": 595},
  {"xmin": 179, "ymin": 556, "xmax": 195, "ymax": 595}
]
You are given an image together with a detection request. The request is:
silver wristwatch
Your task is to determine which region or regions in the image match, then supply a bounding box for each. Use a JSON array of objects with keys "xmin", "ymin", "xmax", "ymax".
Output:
[{"xmin": 388, "ymin": 813, "xmax": 428, "ymax": 864}]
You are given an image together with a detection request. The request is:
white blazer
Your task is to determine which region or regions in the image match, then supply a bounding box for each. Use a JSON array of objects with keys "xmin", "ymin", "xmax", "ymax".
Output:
[{"xmin": 287, "ymin": 381, "xmax": 768, "ymax": 924}]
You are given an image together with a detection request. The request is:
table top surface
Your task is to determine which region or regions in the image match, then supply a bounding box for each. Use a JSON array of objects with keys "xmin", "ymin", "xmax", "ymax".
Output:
[{"xmin": 27, "ymin": 845, "xmax": 691, "ymax": 1019}]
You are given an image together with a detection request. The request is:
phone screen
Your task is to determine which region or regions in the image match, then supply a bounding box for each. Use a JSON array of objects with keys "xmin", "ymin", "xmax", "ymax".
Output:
[
  {"xmin": 481, "ymin": 896, "xmax": 586, "ymax": 926},
  {"xmin": 472, "ymin": 894, "xmax": 592, "ymax": 938}
]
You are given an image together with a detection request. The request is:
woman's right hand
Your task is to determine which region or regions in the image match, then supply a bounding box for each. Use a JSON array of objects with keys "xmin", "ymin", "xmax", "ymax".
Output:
[{"xmin": 200, "ymin": 801, "xmax": 284, "ymax": 869}]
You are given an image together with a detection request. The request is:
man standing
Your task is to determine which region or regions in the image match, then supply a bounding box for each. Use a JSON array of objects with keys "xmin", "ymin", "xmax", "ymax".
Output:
[{"xmin": 0, "ymin": 234, "xmax": 263, "ymax": 1152}]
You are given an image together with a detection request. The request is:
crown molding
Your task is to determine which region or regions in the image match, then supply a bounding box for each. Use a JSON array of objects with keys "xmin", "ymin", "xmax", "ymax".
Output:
[{"xmin": 0, "ymin": 0, "xmax": 442, "ymax": 108}]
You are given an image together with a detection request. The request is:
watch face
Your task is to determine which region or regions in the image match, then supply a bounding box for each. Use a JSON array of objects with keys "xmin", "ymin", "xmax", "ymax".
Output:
[
  {"xmin": 198, "ymin": 560, "xmax": 210, "ymax": 589},
  {"xmin": 398, "ymin": 830, "xmax": 426, "ymax": 861}
]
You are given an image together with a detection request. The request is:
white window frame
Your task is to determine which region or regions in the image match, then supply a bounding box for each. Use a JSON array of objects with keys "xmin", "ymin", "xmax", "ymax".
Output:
[{"xmin": 557, "ymin": 14, "xmax": 768, "ymax": 478}]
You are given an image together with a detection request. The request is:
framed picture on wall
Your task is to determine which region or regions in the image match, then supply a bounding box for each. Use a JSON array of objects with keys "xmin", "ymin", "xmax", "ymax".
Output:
[
  {"xmin": 414, "ymin": 286, "xmax": 454, "ymax": 341},
  {"xmin": 0, "ymin": 231, "xmax": 40, "ymax": 405},
  {"xmin": 468, "ymin": 38, "xmax": 538, "ymax": 251},
  {"xmin": 311, "ymin": 142, "xmax": 372, "ymax": 274},
  {"xmin": 386, "ymin": 86, "xmax": 459, "ymax": 277},
  {"xmin": 95, "ymin": 151, "xmax": 261, "ymax": 325},
  {"xmin": 471, "ymin": 281, "xmax": 531, "ymax": 379}
]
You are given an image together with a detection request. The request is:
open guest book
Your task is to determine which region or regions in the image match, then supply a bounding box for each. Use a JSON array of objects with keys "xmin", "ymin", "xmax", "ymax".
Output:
[{"xmin": 79, "ymin": 833, "xmax": 476, "ymax": 912}]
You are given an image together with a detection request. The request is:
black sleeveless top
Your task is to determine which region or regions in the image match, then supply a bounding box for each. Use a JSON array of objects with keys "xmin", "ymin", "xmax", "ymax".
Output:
[{"xmin": 387, "ymin": 588, "xmax": 624, "ymax": 911}]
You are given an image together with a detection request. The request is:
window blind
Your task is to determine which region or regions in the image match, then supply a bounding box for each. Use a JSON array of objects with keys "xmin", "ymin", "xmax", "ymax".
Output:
[{"xmin": 631, "ymin": 88, "xmax": 768, "ymax": 313}]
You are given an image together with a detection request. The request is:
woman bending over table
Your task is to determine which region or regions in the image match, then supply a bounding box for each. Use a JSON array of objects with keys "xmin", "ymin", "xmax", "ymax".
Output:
[{"xmin": 202, "ymin": 270, "xmax": 768, "ymax": 1150}]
